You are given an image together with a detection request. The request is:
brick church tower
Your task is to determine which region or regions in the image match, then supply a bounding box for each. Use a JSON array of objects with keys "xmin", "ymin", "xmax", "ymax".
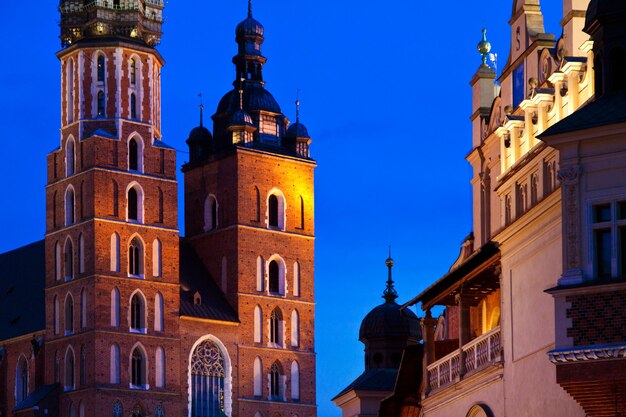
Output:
[
  {"xmin": 181, "ymin": 2, "xmax": 317, "ymax": 416},
  {"xmin": 45, "ymin": 1, "xmax": 181, "ymax": 416}
]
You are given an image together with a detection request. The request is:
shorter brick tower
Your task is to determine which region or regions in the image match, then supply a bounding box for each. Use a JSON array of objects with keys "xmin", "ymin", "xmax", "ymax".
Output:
[
  {"xmin": 45, "ymin": 1, "xmax": 181, "ymax": 416},
  {"xmin": 181, "ymin": 3, "xmax": 317, "ymax": 416}
]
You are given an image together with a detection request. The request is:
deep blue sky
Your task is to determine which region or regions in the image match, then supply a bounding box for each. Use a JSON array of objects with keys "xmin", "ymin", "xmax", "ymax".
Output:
[{"xmin": 0, "ymin": 1, "xmax": 562, "ymax": 416}]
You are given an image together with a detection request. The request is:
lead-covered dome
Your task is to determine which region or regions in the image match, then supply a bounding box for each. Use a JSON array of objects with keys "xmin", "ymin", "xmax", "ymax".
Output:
[
  {"xmin": 236, "ymin": 16, "xmax": 264, "ymax": 38},
  {"xmin": 359, "ymin": 301, "xmax": 420, "ymax": 342},
  {"xmin": 286, "ymin": 121, "xmax": 310, "ymax": 139},
  {"xmin": 216, "ymin": 83, "xmax": 282, "ymax": 116}
]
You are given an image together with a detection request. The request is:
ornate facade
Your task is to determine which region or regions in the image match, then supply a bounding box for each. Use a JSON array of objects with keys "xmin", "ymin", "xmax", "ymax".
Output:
[
  {"xmin": 385, "ymin": 0, "xmax": 626, "ymax": 416},
  {"xmin": 0, "ymin": 2, "xmax": 316, "ymax": 417}
]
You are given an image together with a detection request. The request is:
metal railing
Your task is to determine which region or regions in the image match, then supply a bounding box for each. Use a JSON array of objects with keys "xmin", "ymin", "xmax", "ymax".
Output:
[{"xmin": 427, "ymin": 326, "xmax": 501, "ymax": 392}]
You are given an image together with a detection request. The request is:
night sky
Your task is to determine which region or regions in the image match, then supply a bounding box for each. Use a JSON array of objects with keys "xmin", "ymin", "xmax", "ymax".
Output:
[{"xmin": 0, "ymin": 1, "xmax": 563, "ymax": 416}]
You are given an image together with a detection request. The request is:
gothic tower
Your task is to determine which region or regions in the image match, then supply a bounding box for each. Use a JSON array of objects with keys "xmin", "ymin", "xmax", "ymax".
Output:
[
  {"xmin": 182, "ymin": 3, "xmax": 317, "ymax": 416},
  {"xmin": 45, "ymin": 1, "xmax": 180, "ymax": 416}
]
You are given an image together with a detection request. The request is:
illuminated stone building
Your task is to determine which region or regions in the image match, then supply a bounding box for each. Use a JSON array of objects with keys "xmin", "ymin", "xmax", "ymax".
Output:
[
  {"xmin": 384, "ymin": 0, "xmax": 626, "ymax": 416},
  {"xmin": 0, "ymin": 2, "xmax": 316, "ymax": 417}
]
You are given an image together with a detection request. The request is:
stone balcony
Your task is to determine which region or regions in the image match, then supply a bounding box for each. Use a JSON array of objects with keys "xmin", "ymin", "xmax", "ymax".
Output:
[{"xmin": 426, "ymin": 326, "xmax": 502, "ymax": 393}]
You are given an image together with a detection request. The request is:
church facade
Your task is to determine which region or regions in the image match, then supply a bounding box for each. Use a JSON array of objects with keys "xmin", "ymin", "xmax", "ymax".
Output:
[{"xmin": 0, "ymin": 2, "xmax": 316, "ymax": 417}]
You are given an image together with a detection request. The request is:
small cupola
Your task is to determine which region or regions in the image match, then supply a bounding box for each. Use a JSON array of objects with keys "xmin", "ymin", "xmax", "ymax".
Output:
[
  {"xmin": 186, "ymin": 104, "xmax": 213, "ymax": 163},
  {"xmin": 284, "ymin": 100, "xmax": 312, "ymax": 158}
]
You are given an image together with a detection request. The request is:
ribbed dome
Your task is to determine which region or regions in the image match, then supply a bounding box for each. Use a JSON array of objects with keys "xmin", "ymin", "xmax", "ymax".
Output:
[
  {"xmin": 585, "ymin": 0, "xmax": 626, "ymax": 31},
  {"xmin": 236, "ymin": 16, "xmax": 264, "ymax": 38},
  {"xmin": 359, "ymin": 301, "xmax": 421, "ymax": 342},
  {"xmin": 286, "ymin": 121, "xmax": 310, "ymax": 139},
  {"xmin": 215, "ymin": 83, "xmax": 282, "ymax": 116}
]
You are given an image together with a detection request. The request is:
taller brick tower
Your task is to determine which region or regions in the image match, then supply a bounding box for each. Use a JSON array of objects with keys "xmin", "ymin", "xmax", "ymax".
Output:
[
  {"xmin": 45, "ymin": 1, "xmax": 180, "ymax": 416},
  {"xmin": 182, "ymin": 3, "xmax": 317, "ymax": 416}
]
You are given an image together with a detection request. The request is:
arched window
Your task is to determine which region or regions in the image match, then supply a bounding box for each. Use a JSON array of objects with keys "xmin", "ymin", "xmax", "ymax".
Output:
[
  {"xmin": 65, "ymin": 293, "xmax": 74, "ymax": 335},
  {"xmin": 155, "ymin": 403, "xmax": 165, "ymax": 417},
  {"xmin": 130, "ymin": 93, "xmax": 137, "ymax": 119},
  {"xmin": 65, "ymin": 347, "xmax": 75, "ymax": 391},
  {"xmin": 254, "ymin": 186, "xmax": 261, "ymax": 222},
  {"xmin": 53, "ymin": 191, "xmax": 58, "ymax": 228},
  {"xmin": 54, "ymin": 296, "xmax": 60, "ymax": 334},
  {"xmin": 221, "ymin": 256, "xmax": 227, "ymax": 292},
  {"xmin": 253, "ymin": 357, "xmax": 262, "ymax": 397},
  {"xmin": 290, "ymin": 361, "xmax": 300, "ymax": 401},
  {"xmin": 64, "ymin": 238, "xmax": 74, "ymax": 280},
  {"xmin": 299, "ymin": 195, "xmax": 304, "ymax": 229},
  {"xmin": 128, "ymin": 237, "xmax": 144, "ymax": 277},
  {"xmin": 55, "ymin": 242, "xmax": 62, "ymax": 281},
  {"xmin": 66, "ymin": 137, "xmax": 75, "ymax": 177},
  {"xmin": 155, "ymin": 347, "xmax": 165, "ymax": 388},
  {"xmin": 110, "ymin": 288, "xmax": 120, "ymax": 327},
  {"xmin": 128, "ymin": 187, "xmax": 138, "ymax": 221},
  {"xmin": 269, "ymin": 260, "xmax": 279, "ymax": 293},
  {"xmin": 80, "ymin": 181, "xmax": 84, "ymax": 219},
  {"xmin": 79, "ymin": 402, "xmax": 85, "ymax": 417},
  {"xmin": 129, "ymin": 138, "xmax": 140, "ymax": 171},
  {"xmin": 130, "ymin": 58, "xmax": 136, "ymax": 85},
  {"xmin": 256, "ymin": 256, "xmax": 264, "ymax": 291},
  {"xmin": 80, "ymin": 288, "xmax": 87, "ymax": 328},
  {"xmin": 80, "ymin": 346, "xmax": 87, "ymax": 385},
  {"xmin": 293, "ymin": 262, "xmax": 300, "ymax": 297},
  {"xmin": 130, "ymin": 346, "xmax": 147, "ymax": 388},
  {"xmin": 268, "ymin": 195, "xmax": 279, "ymax": 228},
  {"xmin": 291, "ymin": 310, "xmax": 299, "ymax": 347},
  {"xmin": 158, "ymin": 188, "xmax": 164, "ymax": 223},
  {"xmin": 15, "ymin": 355, "xmax": 28, "ymax": 403},
  {"xmin": 65, "ymin": 186, "xmax": 75, "ymax": 226},
  {"xmin": 54, "ymin": 351, "xmax": 60, "ymax": 383},
  {"xmin": 110, "ymin": 344, "xmax": 120, "ymax": 384},
  {"xmin": 78, "ymin": 234, "xmax": 84, "ymax": 274},
  {"xmin": 154, "ymin": 292, "xmax": 164, "ymax": 332},
  {"xmin": 270, "ymin": 308, "xmax": 283, "ymax": 347},
  {"xmin": 267, "ymin": 190, "xmax": 286, "ymax": 230},
  {"xmin": 110, "ymin": 233, "xmax": 120, "ymax": 272},
  {"xmin": 268, "ymin": 257, "xmax": 286, "ymax": 295},
  {"xmin": 130, "ymin": 292, "xmax": 146, "ymax": 332},
  {"xmin": 112, "ymin": 401, "xmax": 123, "ymax": 417},
  {"xmin": 204, "ymin": 195, "xmax": 218, "ymax": 231},
  {"xmin": 152, "ymin": 239, "xmax": 162, "ymax": 277},
  {"xmin": 97, "ymin": 55, "xmax": 105, "ymax": 82},
  {"xmin": 67, "ymin": 59, "xmax": 74, "ymax": 123},
  {"xmin": 254, "ymin": 305, "xmax": 262, "ymax": 343},
  {"xmin": 97, "ymin": 90, "xmax": 105, "ymax": 117},
  {"xmin": 69, "ymin": 402, "xmax": 75, "ymax": 417},
  {"xmin": 270, "ymin": 362, "xmax": 283, "ymax": 401},
  {"xmin": 112, "ymin": 180, "xmax": 119, "ymax": 217},
  {"xmin": 190, "ymin": 339, "xmax": 228, "ymax": 417}
]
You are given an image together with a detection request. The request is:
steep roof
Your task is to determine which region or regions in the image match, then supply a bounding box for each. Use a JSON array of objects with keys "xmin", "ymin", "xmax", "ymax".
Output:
[
  {"xmin": 540, "ymin": 92, "xmax": 626, "ymax": 138},
  {"xmin": 179, "ymin": 239, "xmax": 239, "ymax": 323},
  {"xmin": 0, "ymin": 241, "xmax": 46, "ymax": 341}
]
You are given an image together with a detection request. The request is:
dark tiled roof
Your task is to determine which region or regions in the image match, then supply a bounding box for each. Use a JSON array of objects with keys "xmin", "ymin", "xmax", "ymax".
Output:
[
  {"xmin": 14, "ymin": 384, "xmax": 59, "ymax": 411},
  {"xmin": 179, "ymin": 240, "xmax": 239, "ymax": 323},
  {"xmin": 0, "ymin": 241, "xmax": 46, "ymax": 341},
  {"xmin": 540, "ymin": 92, "xmax": 626, "ymax": 137},
  {"xmin": 332, "ymin": 368, "xmax": 398, "ymax": 400},
  {"xmin": 153, "ymin": 139, "xmax": 175, "ymax": 150}
]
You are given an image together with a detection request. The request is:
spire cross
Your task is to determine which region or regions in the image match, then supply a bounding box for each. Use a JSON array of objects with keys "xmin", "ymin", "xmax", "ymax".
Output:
[
  {"xmin": 198, "ymin": 93, "xmax": 204, "ymax": 127},
  {"xmin": 383, "ymin": 248, "xmax": 398, "ymax": 303},
  {"xmin": 239, "ymin": 78, "xmax": 245, "ymax": 110},
  {"xmin": 295, "ymin": 89, "xmax": 301, "ymax": 123}
]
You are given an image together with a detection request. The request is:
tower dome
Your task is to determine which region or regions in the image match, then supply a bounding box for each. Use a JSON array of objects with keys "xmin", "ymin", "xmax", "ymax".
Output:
[
  {"xmin": 358, "ymin": 255, "xmax": 421, "ymax": 370},
  {"xmin": 585, "ymin": 0, "xmax": 626, "ymax": 31},
  {"xmin": 186, "ymin": 106, "xmax": 213, "ymax": 163}
]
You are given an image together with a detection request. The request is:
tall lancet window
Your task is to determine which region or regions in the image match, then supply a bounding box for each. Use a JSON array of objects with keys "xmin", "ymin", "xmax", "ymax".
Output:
[
  {"xmin": 97, "ymin": 55, "xmax": 105, "ymax": 83},
  {"xmin": 190, "ymin": 340, "xmax": 226, "ymax": 417},
  {"xmin": 130, "ymin": 93, "xmax": 137, "ymax": 119},
  {"xmin": 97, "ymin": 91, "xmax": 105, "ymax": 117}
]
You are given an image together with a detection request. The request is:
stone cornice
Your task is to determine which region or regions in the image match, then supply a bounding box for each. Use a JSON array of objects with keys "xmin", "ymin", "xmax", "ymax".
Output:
[{"xmin": 549, "ymin": 343, "xmax": 626, "ymax": 364}]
